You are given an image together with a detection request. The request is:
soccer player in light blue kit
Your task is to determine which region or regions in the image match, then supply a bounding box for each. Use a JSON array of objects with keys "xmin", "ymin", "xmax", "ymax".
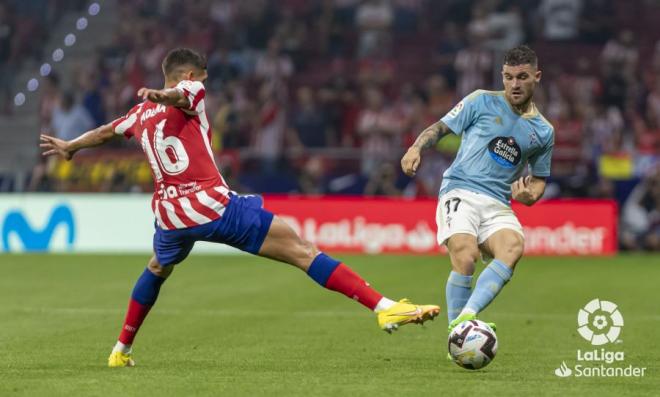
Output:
[{"xmin": 401, "ymin": 45, "xmax": 554, "ymax": 334}]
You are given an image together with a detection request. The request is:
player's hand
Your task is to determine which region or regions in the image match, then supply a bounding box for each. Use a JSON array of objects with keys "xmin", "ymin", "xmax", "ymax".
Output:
[
  {"xmin": 137, "ymin": 87, "xmax": 169, "ymax": 104},
  {"xmin": 40, "ymin": 134, "xmax": 73, "ymax": 160},
  {"xmin": 511, "ymin": 176, "xmax": 534, "ymax": 205},
  {"xmin": 401, "ymin": 147, "xmax": 422, "ymax": 177}
]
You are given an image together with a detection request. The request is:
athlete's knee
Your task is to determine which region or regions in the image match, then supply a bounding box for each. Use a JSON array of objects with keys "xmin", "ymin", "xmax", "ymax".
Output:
[
  {"xmin": 449, "ymin": 242, "xmax": 479, "ymax": 275},
  {"xmin": 295, "ymin": 239, "xmax": 319, "ymax": 265},
  {"xmin": 496, "ymin": 234, "xmax": 525, "ymax": 266},
  {"xmin": 147, "ymin": 256, "xmax": 173, "ymax": 278}
]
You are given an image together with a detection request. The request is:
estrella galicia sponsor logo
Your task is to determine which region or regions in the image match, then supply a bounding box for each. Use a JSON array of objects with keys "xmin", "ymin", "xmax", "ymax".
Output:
[
  {"xmin": 554, "ymin": 299, "xmax": 646, "ymax": 378},
  {"xmin": 488, "ymin": 136, "xmax": 521, "ymax": 168},
  {"xmin": 2, "ymin": 204, "xmax": 75, "ymax": 252}
]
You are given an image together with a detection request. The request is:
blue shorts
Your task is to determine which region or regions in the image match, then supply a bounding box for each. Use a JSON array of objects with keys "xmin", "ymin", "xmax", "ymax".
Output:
[{"xmin": 153, "ymin": 194, "xmax": 274, "ymax": 266}]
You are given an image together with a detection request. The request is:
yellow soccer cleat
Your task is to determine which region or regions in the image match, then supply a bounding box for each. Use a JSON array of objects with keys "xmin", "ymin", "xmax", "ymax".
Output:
[
  {"xmin": 377, "ymin": 299, "xmax": 441, "ymax": 333},
  {"xmin": 108, "ymin": 350, "xmax": 135, "ymax": 368}
]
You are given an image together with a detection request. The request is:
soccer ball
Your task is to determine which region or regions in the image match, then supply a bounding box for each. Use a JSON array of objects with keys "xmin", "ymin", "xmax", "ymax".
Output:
[{"xmin": 448, "ymin": 319, "xmax": 498, "ymax": 370}]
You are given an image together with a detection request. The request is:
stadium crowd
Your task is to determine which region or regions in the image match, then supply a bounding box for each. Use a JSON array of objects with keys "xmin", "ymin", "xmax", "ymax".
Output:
[{"xmin": 9, "ymin": 0, "xmax": 660, "ymax": 249}]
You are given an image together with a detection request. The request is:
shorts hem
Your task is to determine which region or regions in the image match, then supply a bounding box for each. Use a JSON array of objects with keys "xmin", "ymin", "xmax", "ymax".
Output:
[
  {"xmin": 438, "ymin": 230, "xmax": 478, "ymax": 246},
  {"xmin": 476, "ymin": 225, "xmax": 525, "ymax": 245},
  {"xmin": 247, "ymin": 210, "xmax": 274, "ymax": 254}
]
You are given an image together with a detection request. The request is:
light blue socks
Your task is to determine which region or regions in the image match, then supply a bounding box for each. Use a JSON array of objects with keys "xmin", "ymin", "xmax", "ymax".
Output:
[
  {"xmin": 463, "ymin": 259, "xmax": 513, "ymax": 314},
  {"xmin": 446, "ymin": 271, "xmax": 473, "ymax": 322}
]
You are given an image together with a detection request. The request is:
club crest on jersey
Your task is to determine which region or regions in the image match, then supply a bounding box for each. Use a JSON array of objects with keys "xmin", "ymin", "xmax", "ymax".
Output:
[
  {"xmin": 488, "ymin": 136, "xmax": 521, "ymax": 168},
  {"xmin": 140, "ymin": 104, "xmax": 167, "ymax": 123}
]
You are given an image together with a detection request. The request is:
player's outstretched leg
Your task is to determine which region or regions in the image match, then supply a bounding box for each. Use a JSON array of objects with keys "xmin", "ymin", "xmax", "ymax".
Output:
[
  {"xmin": 450, "ymin": 230, "xmax": 524, "ymax": 332},
  {"xmin": 108, "ymin": 256, "xmax": 173, "ymax": 367},
  {"xmin": 258, "ymin": 216, "xmax": 440, "ymax": 333}
]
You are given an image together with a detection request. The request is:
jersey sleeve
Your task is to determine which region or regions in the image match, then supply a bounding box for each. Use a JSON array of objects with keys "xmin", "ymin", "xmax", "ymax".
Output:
[
  {"xmin": 175, "ymin": 80, "xmax": 206, "ymax": 114},
  {"xmin": 528, "ymin": 130, "xmax": 554, "ymax": 177},
  {"xmin": 440, "ymin": 90, "xmax": 483, "ymax": 135},
  {"xmin": 110, "ymin": 103, "xmax": 142, "ymax": 139}
]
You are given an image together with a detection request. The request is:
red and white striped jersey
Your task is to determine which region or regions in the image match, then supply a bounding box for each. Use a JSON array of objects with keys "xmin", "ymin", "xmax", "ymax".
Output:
[{"xmin": 111, "ymin": 80, "xmax": 230, "ymax": 230}]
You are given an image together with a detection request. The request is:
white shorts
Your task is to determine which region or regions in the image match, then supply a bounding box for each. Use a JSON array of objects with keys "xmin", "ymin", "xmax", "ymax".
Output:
[{"xmin": 436, "ymin": 188, "xmax": 524, "ymax": 247}]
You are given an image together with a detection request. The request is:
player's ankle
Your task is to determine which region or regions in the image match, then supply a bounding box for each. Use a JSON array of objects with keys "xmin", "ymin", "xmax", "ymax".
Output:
[
  {"xmin": 113, "ymin": 341, "xmax": 132, "ymax": 354},
  {"xmin": 374, "ymin": 297, "xmax": 396, "ymax": 312},
  {"xmin": 458, "ymin": 308, "xmax": 476, "ymax": 318}
]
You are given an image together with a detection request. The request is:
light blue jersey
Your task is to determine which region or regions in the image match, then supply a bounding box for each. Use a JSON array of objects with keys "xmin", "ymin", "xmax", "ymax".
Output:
[{"xmin": 439, "ymin": 90, "xmax": 554, "ymax": 205}]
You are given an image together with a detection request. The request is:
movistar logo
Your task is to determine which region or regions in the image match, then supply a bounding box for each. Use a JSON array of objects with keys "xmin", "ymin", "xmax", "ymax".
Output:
[{"xmin": 2, "ymin": 205, "xmax": 75, "ymax": 251}]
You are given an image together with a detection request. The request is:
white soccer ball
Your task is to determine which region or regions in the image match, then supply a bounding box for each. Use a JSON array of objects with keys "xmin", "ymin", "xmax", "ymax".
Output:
[{"xmin": 448, "ymin": 319, "xmax": 498, "ymax": 370}]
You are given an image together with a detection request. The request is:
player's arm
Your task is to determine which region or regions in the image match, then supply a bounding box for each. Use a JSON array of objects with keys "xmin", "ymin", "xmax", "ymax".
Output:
[
  {"xmin": 401, "ymin": 120, "xmax": 453, "ymax": 177},
  {"xmin": 40, "ymin": 123, "xmax": 115, "ymax": 161},
  {"xmin": 511, "ymin": 175, "xmax": 546, "ymax": 206},
  {"xmin": 137, "ymin": 87, "xmax": 190, "ymax": 108}
]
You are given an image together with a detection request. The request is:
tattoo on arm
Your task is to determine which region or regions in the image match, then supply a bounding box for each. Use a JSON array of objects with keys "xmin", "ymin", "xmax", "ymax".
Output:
[{"xmin": 411, "ymin": 121, "xmax": 453, "ymax": 150}]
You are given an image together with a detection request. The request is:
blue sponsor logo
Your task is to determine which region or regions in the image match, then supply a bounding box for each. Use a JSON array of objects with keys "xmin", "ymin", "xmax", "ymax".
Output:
[
  {"xmin": 488, "ymin": 136, "xmax": 521, "ymax": 169},
  {"xmin": 2, "ymin": 204, "xmax": 76, "ymax": 252}
]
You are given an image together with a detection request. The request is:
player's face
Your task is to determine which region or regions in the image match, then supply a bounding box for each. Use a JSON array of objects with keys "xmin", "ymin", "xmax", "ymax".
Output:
[{"xmin": 502, "ymin": 64, "xmax": 541, "ymax": 106}]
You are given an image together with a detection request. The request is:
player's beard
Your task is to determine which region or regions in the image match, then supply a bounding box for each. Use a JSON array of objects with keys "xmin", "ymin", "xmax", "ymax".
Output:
[{"xmin": 507, "ymin": 88, "xmax": 533, "ymax": 111}]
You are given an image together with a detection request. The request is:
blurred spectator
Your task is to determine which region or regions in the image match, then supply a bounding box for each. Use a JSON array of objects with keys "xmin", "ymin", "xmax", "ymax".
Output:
[
  {"xmin": 357, "ymin": 86, "xmax": 403, "ymax": 175},
  {"xmin": 483, "ymin": 3, "xmax": 525, "ymax": 53},
  {"xmin": 646, "ymin": 78, "xmax": 660, "ymax": 127},
  {"xmin": 102, "ymin": 69, "xmax": 137, "ymax": 123},
  {"xmin": 355, "ymin": 0, "xmax": 394, "ymax": 58},
  {"xmin": 579, "ymin": 0, "xmax": 614, "ymax": 44},
  {"xmin": 570, "ymin": 57, "xmax": 601, "ymax": 112},
  {"xmin": 288, "ymin": 86, "xmax": 334, "ymax": 148},
  {"xmin": 0, "ymin": 3, "xmax": 14, "ymax": 114},
  {"xmin": 454, "ymin": 33, "xmax": 493, "ymax": 98},
  {"xmin": 364, "ymin": 162, "xmax": 401, "ymax": 196},
  {"xmin": 252, "ymin": 83, "xmax": 286, "ymax": 171},
  {"xmin": 206, "ymin": 47, "xmax": 241, "ymax": 92},
  {"xmin": 298, "ymin": 157, "xmax": 326, "ymax": 194},
  {"xmin": 392, "ymin": 0, "xmax": 423, "ymax": 32},
  {"xmin": 621, "ymin": 168, "xmax": 660, "ymax": 251},
  {"xmin": 78, "ymin": 69, "xmax": 106, "ymax": 126},
  {"xmin": 314, "ymin": 0, "xmax": 350, "ymax": 57},
  {"xmin": 39, "ymin": 74, "xmax": 61, "ymax": 134},
  {"xmin": 601, "ymin": 30, "xmax": 639, "ymax": 83},
  {"xmin": 357, "ymin": 41, "xmax": 396, "ymax": 86},
  {"xmin": 537, "ymin": 0, "xmax": 583, "ymax": 41},
  {"xmin": 585, "ymin": 101, "xmax": 624, "ymax": 156},
  {"xmin": 51, "ymin": 92, "xmax": 94, "ymax": 141},
  {"xmin": 255, "ymin": 38, "xmax": 294, "ymax": 83},
  {"xmin": 242, "ymin": 0, "xmax": 277, "ymax": 50},
  {"xmin": 551, "ymin": 102, "xmax": 585, "ymax": 177},
  {"xmin": 600, "ymin": 67, "xmax": 628, "ymax": 111},
  {"xmin": 317, "ymin": 76, "xmax": 362, "ymax": 147},
  {"xmin": 425, "ymin": 74, "xmax": 454, "ymax": 118},
  {"xmin": 274, "ymin": 8, "xmax": 308, "ymax": 68},
  {"xmin": 434, "ymin": 23, "xmax": 464, "ymax": 90},
  {"xmin": 632, "ymin": 107, "xmax": 660, "ymax": 155}
]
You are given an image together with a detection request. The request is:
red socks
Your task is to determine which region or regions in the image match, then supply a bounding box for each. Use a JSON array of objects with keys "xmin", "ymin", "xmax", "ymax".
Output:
[
  {"xmin": 118, "ymin": 299, "xmax": 152, "ymax": 345},
  {"xmin": 325, "ymin": 264, "xmax": 383, "ymax": 310}
]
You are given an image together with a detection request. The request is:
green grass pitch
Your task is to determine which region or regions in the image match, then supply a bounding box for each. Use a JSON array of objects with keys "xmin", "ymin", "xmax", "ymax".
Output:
[{"xmin": 1, "ymin": 254, "xmax": 658, "ymax": 396}]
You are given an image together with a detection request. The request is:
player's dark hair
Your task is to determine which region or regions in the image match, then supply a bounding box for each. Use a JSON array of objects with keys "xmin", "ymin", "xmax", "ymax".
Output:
[
  {"xmin": 503, "ymin": 45, "xmax": 538, "ymax": 68},
  {"xmin": 162, "ymin": 48, "xmax": 207, "ymax": 78}
]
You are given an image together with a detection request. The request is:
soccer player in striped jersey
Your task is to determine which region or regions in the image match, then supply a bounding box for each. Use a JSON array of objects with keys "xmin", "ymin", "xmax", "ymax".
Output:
[{"xmin": 40, "ymin": 48, "xmax": 439, "ymax": 368}]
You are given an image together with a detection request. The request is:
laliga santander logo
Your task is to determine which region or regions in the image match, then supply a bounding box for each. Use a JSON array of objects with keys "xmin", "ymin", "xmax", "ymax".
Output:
[
  {"xmin": 554, "ymin": 299, "xmax": 645, "ymax": 378},
  {"xmin": 577, "ymin": 299, "xmax": 623, "ymax": 346}
]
